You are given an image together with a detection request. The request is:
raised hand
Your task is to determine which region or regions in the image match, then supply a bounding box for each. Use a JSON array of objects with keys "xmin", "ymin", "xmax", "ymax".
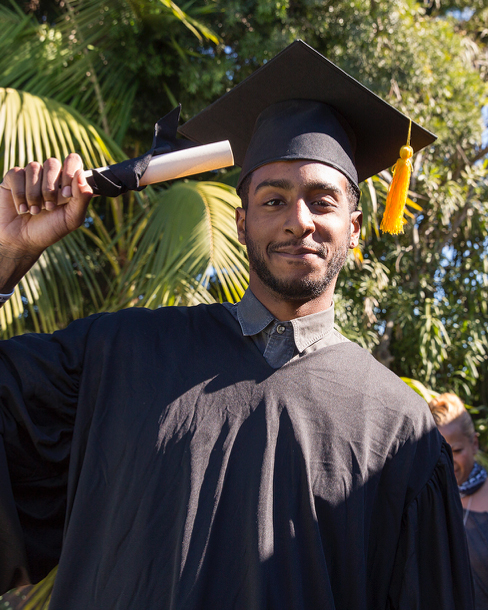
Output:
[{"xmin": 0, "ymin": 154, "xmax": 93, "ymax": 293}]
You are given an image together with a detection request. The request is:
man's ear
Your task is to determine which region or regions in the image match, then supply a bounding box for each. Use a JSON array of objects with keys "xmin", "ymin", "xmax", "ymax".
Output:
[
  {"xmin": 349, "ymin": 210, "xmax": 362, "ymax": 248},
  {"xmin": 236, "ymin": 207, "xmax": 246, "ymax": 245}
]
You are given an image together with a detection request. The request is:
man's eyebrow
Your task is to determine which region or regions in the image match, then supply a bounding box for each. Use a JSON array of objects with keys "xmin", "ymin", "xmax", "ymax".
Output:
[
  {"xmin": 253, "ymin": 179, "xmax": 344, "ymax": 196},
  {"xmin": 304, "ymin": 181, "xmax": 343, "ymax": 195},
  {"xmin": 253, "ymin": 179, "xmax": 293, "ymax": 194}
]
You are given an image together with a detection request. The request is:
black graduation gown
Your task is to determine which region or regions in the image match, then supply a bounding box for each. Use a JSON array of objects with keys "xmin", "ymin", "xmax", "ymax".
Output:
[{"xmin": 0, "ymin": 304, "xmax": 474, "ymax": 609}]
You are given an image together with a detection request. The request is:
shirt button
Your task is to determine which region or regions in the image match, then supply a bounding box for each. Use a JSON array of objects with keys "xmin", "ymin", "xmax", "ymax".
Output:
[{"xmin": 276, "ymin": 324, "xmax": 286, "ymax": 334}]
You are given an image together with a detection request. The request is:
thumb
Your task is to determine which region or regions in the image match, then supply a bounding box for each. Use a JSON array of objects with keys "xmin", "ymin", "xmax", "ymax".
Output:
[
  {"xmin": 75, "ymin": 168, "xmax": 93, "ymax": 198},
  {"xmin": 64, "ymin": 169, "xmax": 93, "ymax": 231}
]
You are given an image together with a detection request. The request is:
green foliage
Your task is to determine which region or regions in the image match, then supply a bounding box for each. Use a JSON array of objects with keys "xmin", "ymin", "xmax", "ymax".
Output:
[
  {"xmin": 0, "ymin": 0, "xmax": 220, "ymax": 146},
  {"xmin": 401, "ymin": 376, "xmax": 438, "ymax": 403},
  {"xmin": 0, "ymin": 0, "xmax": 248, "ymax": 337},
  {"xmin": 0, "ymin": 564, "xmax": 56, "ymax": 609},
  {"xmin": 100, "ymin": 181, "xmax": 248, "ymax": 311}
]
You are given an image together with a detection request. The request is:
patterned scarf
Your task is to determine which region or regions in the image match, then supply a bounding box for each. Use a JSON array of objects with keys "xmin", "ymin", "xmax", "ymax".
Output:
[{"xmin": 459, "ymin": 462, "xmax": 488, "ymax": 497}]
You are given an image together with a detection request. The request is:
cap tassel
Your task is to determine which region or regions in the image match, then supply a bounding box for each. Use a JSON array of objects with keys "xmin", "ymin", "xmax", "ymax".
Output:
[{"xmin": 380, "ymin": 120, "xmax": 413, "ymax": 235}]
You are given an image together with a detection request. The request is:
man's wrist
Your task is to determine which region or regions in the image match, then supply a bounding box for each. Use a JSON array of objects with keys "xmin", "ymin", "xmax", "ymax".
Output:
[{"xmin": 0, "ymin": 244, "xmax": 41, "ymax": 296}]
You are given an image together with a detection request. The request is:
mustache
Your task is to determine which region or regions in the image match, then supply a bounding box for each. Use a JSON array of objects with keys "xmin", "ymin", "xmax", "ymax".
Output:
[{"xmin": 267, "ymin": 239, "xmax": 327, "ymax": 259}]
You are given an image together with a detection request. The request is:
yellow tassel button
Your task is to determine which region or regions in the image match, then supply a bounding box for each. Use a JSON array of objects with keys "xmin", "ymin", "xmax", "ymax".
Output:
[{"xmin": 380, "ymin": 122, "xmax": 413, "ymax": 235}]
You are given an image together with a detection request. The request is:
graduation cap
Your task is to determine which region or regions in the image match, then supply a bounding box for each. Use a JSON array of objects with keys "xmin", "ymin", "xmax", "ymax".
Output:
[{"xmin": 179, "ymin": 40, "xmax": 437, "ymax": 234}]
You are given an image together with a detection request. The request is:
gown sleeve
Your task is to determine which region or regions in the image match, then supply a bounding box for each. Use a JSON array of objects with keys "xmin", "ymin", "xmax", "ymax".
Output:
[
  {"xmin": 387, "ymin": 441, "xmax": 474, "ymax": 610},
  {"xmin": 0, "ymin": 315, "xmax": 104, "ymax": 592}
]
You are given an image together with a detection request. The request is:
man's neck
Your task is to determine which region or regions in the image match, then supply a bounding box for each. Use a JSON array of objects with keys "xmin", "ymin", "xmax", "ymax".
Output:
[{"xmin": 248, "ymin": 279, "xmax": 335, "ymax": 321}]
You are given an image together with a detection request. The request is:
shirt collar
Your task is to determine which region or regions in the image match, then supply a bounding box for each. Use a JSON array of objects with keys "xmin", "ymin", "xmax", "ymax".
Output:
[
  {"xmin": 236, "ymin": 288, "xmax": 336, "ymax": 353},
  {"xmin": 290, "ymin": 306, "xmax": 336, "ymax": 352},
  {"xmin": 236, "ymin": 288, "xmax": 275, "ymax": 336}
]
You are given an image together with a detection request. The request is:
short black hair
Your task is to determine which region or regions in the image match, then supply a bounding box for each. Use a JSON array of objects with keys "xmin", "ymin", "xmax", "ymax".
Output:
[{"xmin": 237, "ymin": 171, "xmax": 360, "ymax": 213}]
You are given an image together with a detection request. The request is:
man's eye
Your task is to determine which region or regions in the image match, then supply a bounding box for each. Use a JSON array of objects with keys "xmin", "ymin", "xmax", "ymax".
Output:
[{"xmin": 264, "ymin": 199, "xmax": 283, "ymax": 206}]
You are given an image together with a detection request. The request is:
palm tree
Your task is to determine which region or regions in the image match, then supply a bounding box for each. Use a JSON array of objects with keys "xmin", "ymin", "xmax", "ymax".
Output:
[{"xmin": 0, "ymin": 0, "xmax": 248, "ymax": 337}]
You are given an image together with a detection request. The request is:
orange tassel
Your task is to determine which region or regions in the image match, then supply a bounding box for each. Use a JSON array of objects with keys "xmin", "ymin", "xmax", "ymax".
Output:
[{"xmin": 380, "ymin": 121, "xmax": 413, "ymax": 235}]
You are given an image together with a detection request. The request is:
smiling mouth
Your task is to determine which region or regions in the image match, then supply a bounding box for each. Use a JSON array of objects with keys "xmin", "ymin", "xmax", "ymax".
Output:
[
  {"xmin": 275, "ymin": 251, "xmax": 319, "ymax": 259},
  {"xmin": 271, "ymin": 247, "xmax": 325, "ymax": 259}
]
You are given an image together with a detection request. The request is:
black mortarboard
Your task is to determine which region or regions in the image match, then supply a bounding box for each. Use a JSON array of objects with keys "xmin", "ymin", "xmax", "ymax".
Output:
[{"xmin": 179, "ymin": 40, "xmax": 436, "ymax": 193}]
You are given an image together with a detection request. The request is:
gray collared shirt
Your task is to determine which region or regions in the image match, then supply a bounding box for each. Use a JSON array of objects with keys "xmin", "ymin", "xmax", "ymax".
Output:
[{"xmin": 223, "ymin": 289, "xmax": 349, "ymax": 368}]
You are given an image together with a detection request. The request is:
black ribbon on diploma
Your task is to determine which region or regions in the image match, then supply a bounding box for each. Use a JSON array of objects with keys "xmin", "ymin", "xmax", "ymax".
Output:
[{"xmin": 87, "ymin": 105, "xmax": 195, "ymax": 197}]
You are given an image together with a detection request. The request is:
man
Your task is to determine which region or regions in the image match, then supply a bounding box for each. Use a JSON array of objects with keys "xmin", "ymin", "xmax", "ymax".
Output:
[{"xmin": 0, "ymin": 41, "xmax": 473, "ymax": 609}]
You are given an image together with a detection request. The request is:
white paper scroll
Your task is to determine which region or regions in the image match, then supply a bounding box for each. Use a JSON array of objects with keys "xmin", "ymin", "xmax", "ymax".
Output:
[{"xmin": 84, "ymin": 140, "xmax": 234, "ymax": 187}]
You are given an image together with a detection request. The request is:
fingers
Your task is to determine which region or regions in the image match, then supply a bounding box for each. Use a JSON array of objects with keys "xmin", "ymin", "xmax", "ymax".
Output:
[
  {"xmin": 24, "ymin": 162, "xmax": 43, "ymax": 214},
  {"xmin": 58, "ymin": 153, "xmax": 84, "ymax": 205},
  {"xmin": 41, "ymin": 157, "xmax": 63, "ymax": 210},
  {"xmin": 1, "ymin": 154, "xmax": 86, "ymax": 216},
  {"xmin": 2, "ymin": 166, "xmax": 31, "ymax": 215},
  {"xmin": 63, "ymin": 169, "xmax": 93, "ymax": 231}
]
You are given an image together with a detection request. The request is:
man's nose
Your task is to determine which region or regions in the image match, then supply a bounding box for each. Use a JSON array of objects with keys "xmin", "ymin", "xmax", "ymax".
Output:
[{"xmin": 283, "ymin": 200, "xmax": 315, "ymax": 237}]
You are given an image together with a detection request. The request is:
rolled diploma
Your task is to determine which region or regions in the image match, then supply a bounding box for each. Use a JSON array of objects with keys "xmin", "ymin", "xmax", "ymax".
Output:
[{"xmin": 84, "ymin": 140, "xmax": 234, "ymax": 187}]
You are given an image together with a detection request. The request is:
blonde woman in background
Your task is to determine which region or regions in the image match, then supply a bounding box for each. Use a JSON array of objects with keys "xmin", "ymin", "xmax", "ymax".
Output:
[{"xmin": 430, "ymin": 393, "xmax": 488, "ymax": 610}]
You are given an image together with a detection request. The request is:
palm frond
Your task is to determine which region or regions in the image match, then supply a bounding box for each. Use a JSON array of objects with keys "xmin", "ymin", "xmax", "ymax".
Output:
[
  {"xmin": 0, "ymin": 86, "xmax": 127, "ymax": 335},
  {"xmin": 401, "ymin": 377, "xmax": 438, "ymax": 402},
  {"xmin": 157, "ymin": 0, "xmax": 219, "ymax": 44},
  {"xmin": 0, "ymin": 87, "xmax": 122, "ymax": 173},
  {"xmin": 0, "ymin": 565, "xmax": 56, "ymax": 609},
  {"xmin": 0, "ymin": 0, "xmax": 219, "ymax": 142},
  {"xmin": 0, "ymin": 229, "xmax": 108, "ymax": 337},
  {"xmin": 107, "ymin": 181, "xmax": 249, "ymax": 309}
]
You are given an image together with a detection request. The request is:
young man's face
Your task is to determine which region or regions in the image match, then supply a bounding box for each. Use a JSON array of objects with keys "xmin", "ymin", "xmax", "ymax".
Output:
[{"xmin": 236, "ymin": 160, "xmax": 361, "ymax": 304}]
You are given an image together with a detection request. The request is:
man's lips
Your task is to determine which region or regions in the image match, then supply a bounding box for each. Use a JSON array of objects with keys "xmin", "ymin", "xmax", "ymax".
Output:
[{"xmin": 270, "ymin": 245, "xmax": 325, "ymax": 259}]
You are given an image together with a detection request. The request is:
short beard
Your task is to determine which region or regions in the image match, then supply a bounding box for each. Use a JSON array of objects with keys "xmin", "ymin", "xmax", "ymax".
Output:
[{"xmin": 245, "ymin": 231, "xmax": 350, "ymax": 301}]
